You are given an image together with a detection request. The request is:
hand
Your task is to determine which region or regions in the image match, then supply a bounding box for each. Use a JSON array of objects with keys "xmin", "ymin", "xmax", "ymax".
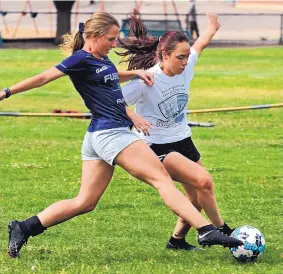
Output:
[
  {"xmin": 0, "ymin": 91, "xmax": 6, "ymax": 101},
  {"xmin": 206, "ymin": 13, "xmax": 220, "ymax": 33},
  {"xmin": 136, "ymin": 70, "xmax": 154, "ymax": 86},
  {"xmin": 132, "ymin": 115, "xmax": 153, "ymax": 136}
]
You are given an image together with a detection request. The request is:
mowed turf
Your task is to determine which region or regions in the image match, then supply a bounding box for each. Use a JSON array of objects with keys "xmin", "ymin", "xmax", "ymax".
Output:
[{"xmin": 0, "ymin": 47, "xmax": 282, "ymax": 274}]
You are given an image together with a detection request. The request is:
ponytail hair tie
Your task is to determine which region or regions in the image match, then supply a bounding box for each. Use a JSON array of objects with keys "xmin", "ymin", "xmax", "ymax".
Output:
[{"xmin": 79, "ymin": 22, "xmax": 84, "ymax": 34}]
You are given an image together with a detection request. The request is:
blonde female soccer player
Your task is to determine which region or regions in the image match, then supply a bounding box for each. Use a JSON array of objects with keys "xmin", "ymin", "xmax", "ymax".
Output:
[{"xmin": 1, "ymin": 12, "xmax": 242, "ymax": 258}]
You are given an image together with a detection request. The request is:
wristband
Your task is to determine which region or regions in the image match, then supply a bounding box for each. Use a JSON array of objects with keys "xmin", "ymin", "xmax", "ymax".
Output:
[{"xmin": 3, "ymin": 88, "xmax": 11, "ymax": 98}]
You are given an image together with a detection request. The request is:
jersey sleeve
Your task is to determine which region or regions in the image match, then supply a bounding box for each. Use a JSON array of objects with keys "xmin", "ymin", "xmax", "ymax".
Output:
[
  {"xmin": 121, "ymin": 78, "xmax": 145, "ymax": 106},
  {"xmin": 55, "ymin": 54, "xmax": 87, "ymax": 76},
  {"xmin": 184, "ymin": 48, "xmax": 199, "ymax": 82}
]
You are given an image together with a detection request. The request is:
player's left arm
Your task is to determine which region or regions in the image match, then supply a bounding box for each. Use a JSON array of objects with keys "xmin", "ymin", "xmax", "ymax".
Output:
[
  {"xmin": 118, "ymin": 70, "xmax": 154, "ymax": 86},
  {"xmin": 192, "ymin": 13, "xmax": 220, "ymax": 57}
]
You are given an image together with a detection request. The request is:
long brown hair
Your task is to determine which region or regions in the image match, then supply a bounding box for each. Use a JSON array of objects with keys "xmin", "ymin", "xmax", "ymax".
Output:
[
  {"xmin": 117, "ymin": 15, "xmax": 189, "ymax": 70},
  {"xmin": 60, "ymin": 12, "xmax": 120, "ymax": 55}
]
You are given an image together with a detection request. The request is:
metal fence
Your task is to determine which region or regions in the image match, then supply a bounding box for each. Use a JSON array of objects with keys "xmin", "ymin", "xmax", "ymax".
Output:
[{"xmin": 0, "ymin": 5, "xmax": 282, "ymax": 45}]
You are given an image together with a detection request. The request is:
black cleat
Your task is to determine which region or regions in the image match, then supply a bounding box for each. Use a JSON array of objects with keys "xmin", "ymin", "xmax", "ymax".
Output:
[
  {"xmin": 8, "ymin": 220, "xmax": 28, "ymax": 258},
  {"xmin": 198, "ymin": 229, "xmax": 243, "ymax": 248},
  {"xmin": 217, "ymin": 223, "xmax": 235, "ymax": 236},
  {"xmin": 166, "ymin": 240, "xmax": 204, "ymax": 251}
]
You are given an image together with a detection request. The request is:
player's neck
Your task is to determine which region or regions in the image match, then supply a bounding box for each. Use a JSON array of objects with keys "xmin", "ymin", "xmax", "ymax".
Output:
[
  {"xmin": 160, "ymin": 64, "xmax": 175, "ymax": 77},
  {"xmin": 82, "ymin": 43, "xmax": 104, "ymax": 60}
]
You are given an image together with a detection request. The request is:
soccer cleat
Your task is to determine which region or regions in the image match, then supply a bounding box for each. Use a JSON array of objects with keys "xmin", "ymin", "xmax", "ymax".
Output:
[
  {"xmin": 217, "ymin": 223, "xmax": 235, "ymax": 236},
  {"xmin": 198, "ymin": 229, "xmax": 243, "ymax": 248},
  {"xmin": 166, "ymin": 240, "xmax": 204, "ymax": 251},
  {"xmin": 8, "ymin": 220, "xmax": 28, "ymax": 258}
]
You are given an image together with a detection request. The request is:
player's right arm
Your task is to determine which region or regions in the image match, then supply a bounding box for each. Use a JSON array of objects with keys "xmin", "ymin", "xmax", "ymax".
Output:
[{"xmin": 0, "ymin": 67, "xmax": 65, "ymax": 101}]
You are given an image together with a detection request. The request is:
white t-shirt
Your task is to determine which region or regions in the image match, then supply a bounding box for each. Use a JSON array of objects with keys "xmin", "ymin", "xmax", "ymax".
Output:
[{"xmin": 122, "ymin": 48, "xmax": 198, "ymax": 144}]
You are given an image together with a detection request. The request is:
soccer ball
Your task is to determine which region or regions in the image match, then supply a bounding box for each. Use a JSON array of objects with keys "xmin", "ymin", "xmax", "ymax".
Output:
[{"xmin": 230, "ymin": 225, "xmax": 265, "ymax": 262}]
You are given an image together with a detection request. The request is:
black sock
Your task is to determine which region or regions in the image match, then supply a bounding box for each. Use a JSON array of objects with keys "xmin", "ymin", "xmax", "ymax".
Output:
[
  {"xmin": 217, "ymin": 223, "xmax": 234, "ymax": 235},
  {"xmin": 218, "ymin": 223, "xmax": 226, "ymax": 228},
  {"xmin": 20, "ymin": 216, "xmax": 47, "ymax": 238},
  {"xmin": 218, "ymin": 223, "xmax": 231, "ymax": 229},
  {"xmin": 197, "ymin": 224, "xmax": 215, "ymax": 235},
  {"xmin": 169, "ymin": 236, "xmax": 186, "ymax": 246}
]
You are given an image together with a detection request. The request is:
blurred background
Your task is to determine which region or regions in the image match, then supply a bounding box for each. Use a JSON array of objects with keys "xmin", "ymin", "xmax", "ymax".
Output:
[
  {"xmin": 0, "ymin": 0, "xmax": 283, "ymax": 47},
  {"xmin": 0, "ymin": 3, "xmax": 282, "ymax": 272}
]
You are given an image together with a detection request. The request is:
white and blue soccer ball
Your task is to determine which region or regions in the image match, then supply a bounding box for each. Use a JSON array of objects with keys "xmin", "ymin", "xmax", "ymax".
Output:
[{"xmin": 230, "ymin": 225, "xmax": 265, "ymax": 263}]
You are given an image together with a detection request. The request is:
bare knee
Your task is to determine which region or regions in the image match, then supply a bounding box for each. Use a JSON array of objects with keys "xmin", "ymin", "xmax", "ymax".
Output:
[
  {"xmin": 196, "ymin": 173, "xmax": 214, "ymax": 192},
  {"xmin": 73, "ymin": 197, "xmax": 97, "ymax": 214}
]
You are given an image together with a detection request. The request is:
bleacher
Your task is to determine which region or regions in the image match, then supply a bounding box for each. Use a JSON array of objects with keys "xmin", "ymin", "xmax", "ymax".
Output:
[{"xmin": 120, "ymin": 18, "xmax": 190, "ymax": 38}]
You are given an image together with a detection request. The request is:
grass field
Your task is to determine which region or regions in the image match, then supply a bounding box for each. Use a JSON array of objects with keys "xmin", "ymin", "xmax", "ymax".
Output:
[{"xmin": 0, "ymin": 47, "xmax": 282, "ymax": 274}]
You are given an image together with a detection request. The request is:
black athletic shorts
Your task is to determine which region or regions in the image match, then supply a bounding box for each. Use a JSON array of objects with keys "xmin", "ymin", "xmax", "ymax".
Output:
[{"xmin": 150, "ymin": 137, "xmax": 201, "ymax": 163}]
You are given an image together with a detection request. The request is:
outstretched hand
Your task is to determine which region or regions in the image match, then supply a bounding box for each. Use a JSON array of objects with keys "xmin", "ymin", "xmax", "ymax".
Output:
[
  {"xmin": 192, "ymin": 13, "xmax": 220, "ymax": 56},
  {"xmin": 207, "ymin": 13, "xmax": 220, "ymax": 33},
  {"xmin": 136, "ymin": 70, "xmax": 154, "ymax": 86}
]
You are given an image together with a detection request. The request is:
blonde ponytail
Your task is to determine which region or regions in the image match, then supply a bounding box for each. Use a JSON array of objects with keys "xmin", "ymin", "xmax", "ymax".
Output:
[{"xmin": 60, "ymin": 12, "xmax": 119, "ymax": 56}]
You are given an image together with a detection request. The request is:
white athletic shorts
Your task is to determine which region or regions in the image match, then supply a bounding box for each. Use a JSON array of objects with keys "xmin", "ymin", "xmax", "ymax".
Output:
[{"xmin": 81, "ymin": 127, "xmax": 141, "ymax": 166}]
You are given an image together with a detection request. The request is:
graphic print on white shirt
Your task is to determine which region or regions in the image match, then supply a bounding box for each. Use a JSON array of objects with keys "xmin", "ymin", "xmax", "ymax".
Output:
[
  {"xmin": 122, "ymin": 48, "xmax": 198, "ymax": 144},
  {"xmin": 157, "ymin": 91, "xmax": 188, "ymax": 127}
]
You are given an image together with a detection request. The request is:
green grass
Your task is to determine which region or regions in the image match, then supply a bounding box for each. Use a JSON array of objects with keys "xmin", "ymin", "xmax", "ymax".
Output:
[{"xmin": 0, "ymin": 47, "xmax": 283, "ymax": 273}]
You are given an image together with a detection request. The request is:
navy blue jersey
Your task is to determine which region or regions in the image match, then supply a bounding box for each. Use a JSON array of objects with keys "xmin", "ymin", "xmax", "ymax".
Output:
[{"xmin": 55, "ymin": 50, "xmax": 133, "ymax": 132}]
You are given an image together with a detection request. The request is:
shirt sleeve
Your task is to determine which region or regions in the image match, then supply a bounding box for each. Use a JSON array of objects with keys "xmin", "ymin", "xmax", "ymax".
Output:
[
  {"xmin": 55, "ymin": 54, "xmax": 87, "ymax": 76},
  {"xmin": 184, "ymin": 48, "xmax": 199, "ymax": 82},
  {"xmin": 121, "ymin": 78, "xmax": 145, "ymax": 106}
]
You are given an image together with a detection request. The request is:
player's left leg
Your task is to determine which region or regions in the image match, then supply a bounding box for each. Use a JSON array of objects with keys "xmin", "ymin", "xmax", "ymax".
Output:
[{"xmin": 166, "ymin": 184, "xmax": 203, "ymax": 251}]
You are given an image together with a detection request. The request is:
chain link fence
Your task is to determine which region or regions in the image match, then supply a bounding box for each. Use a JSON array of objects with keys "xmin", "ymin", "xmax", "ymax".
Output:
[{"xmin": 0, "ymin": 1, "xmax": 282, "ymax": 45}]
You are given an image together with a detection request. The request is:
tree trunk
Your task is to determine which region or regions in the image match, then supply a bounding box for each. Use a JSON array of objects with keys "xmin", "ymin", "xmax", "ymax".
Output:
[{"xmin": 53, "ymin": 1, "xmax": 75, "ymax": 45}]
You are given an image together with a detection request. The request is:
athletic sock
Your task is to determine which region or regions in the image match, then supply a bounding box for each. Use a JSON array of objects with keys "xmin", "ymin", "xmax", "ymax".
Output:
[
  {"xmin": 169, "ymin": 236, "xmax": 186, "ymax": 246},
  {"xmin": 20, "ymin": 216, "xmax": 47, "ymax": 238},
  {"xmin": 217, "ymin": 223, "xmax": 234, "ymax": 235}
]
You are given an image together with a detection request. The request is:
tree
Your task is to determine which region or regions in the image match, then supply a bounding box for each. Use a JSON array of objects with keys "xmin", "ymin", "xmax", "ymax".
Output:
[{"xmin": 53, "ymin": 1, "xmax": 75, "ymax": 45}]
